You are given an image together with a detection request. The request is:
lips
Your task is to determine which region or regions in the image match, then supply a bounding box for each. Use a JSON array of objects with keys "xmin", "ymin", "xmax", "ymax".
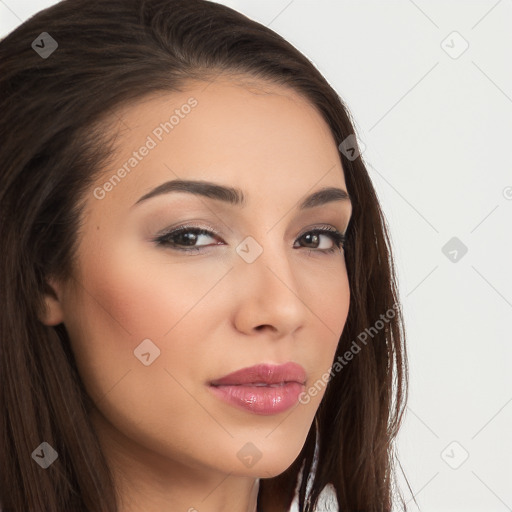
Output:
[
  {"xmin": 209, "ymin": 362, "xmax": 307, "ymax": 387},
  {"xmin": 208, "ymin": 362, "xmax": 307, "ymax": 415}
]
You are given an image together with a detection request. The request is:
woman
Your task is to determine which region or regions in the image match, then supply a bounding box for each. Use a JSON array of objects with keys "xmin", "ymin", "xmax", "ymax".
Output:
[{"xmin": 0, "ymin": 0, "xmax": 408, "ymax": 510}]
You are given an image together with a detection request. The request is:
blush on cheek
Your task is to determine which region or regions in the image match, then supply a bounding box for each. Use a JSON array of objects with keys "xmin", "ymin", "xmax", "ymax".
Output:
[{"xmin": 83, "ymin": 249, "xmax": 230, "ymax": 342}]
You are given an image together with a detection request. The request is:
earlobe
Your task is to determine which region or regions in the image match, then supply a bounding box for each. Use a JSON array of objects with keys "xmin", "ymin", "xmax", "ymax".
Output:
[{"xmin": 39, "ymin": 277, "xmax": 65, "ymax": 326}]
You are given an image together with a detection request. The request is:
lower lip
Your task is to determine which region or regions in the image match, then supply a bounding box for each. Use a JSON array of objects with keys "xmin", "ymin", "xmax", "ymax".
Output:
[{"xmin": 208, "ymin": 382, "xmax": 305, "ymax": 415}]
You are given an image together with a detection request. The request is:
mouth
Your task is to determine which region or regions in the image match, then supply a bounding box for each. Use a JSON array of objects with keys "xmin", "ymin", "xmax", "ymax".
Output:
[
  {"xmin": 208, "ymin": 362, "xmax": 307, "ymax": 415},
  {"xmin": 209, "ymin": 362, "xmax": 307, "ymax": 387}
]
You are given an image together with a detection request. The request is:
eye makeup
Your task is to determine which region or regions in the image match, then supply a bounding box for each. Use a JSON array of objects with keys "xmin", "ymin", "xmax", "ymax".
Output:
[{"xmin": 152, "ymin": 222, "xmax": 346, "ymax": 256}]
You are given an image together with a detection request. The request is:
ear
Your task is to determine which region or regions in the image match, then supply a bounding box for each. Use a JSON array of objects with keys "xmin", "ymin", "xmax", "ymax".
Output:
[{"xmin": 39, "ymin": 276, "xmax": 65, "ymax": 326}]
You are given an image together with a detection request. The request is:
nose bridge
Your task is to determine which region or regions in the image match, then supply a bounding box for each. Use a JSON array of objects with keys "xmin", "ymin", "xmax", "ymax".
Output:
[{"xmin": 232, "ymin": 230, "xmax": 307, "ymax": 333}]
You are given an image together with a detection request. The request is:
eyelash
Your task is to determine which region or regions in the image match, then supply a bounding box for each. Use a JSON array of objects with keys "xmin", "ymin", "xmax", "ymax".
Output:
[{"xmin": 153, "ymin": 223, "xmax": 346, "ymax": 255}]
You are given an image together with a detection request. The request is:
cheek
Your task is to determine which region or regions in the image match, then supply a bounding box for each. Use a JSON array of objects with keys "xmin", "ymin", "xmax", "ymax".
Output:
[
  {"xmin": 64, "ymin": 239, "xmax": 232, "ymax": 400},
  {"xmin": 297, "ymin": 258, "xmax": 350, "ymax": 404},
  {"xmin": 316, "ymin": 259, "xmax": 350, "ymax": 334},
  {"xmin": 63, "ymin": 244, "xmax": 236, "ymax": 460},
  {"xmin": 302, "ymin": 254, "xmax": 350, "ymax": 340},
  {"xmin": 78, "ymin": 241, "xmax": 233, "ymax": 338}
]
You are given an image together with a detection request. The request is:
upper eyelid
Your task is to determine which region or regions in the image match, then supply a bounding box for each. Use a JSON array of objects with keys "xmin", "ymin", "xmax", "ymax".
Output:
[
  {"xmin": 155, "ymin": 224, "xmax": 346, "ymax": 249},
  {"xmin": 156, "ymin": 223, "xmax": 221, "ymax": 239},
  {"xmin": 157, "ymin": 223, "xmax": 344, "ymax": 239}
]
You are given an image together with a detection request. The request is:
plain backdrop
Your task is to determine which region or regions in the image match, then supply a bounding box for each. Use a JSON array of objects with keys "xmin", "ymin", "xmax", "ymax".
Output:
[{"xmin": 1, "ymin": 1, "xmax": 511, "ymax": 511}]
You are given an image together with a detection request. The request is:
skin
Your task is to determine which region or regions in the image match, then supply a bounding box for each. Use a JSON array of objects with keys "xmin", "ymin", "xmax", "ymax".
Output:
[{"xmin": 40, "ymin": 76, "xmax": 352, "ymax": 512}]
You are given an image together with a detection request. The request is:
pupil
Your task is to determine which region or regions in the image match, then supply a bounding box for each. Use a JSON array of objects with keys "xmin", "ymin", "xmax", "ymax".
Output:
[
  {"xmin": 305, "ymin": 233, "xmax": 319, "ymax": 247},
  {"xmin": 179, "ymin": 232, "xmax": 196, "ymax": 246}
]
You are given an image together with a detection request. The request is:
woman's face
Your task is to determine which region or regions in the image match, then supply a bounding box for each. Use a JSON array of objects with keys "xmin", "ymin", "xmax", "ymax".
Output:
[{"xmin": 44, "ymin": 76, "xmax": 352, "ymax": 486}]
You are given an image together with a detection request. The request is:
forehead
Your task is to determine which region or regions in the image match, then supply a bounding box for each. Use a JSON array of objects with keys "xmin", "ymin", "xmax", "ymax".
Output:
[{"xmin": 91, "ymin": 76, "xmax": 347, "ymax": 210}]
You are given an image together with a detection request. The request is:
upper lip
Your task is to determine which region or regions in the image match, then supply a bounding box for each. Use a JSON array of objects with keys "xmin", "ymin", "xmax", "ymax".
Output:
[{"xmin": 209, "ymin": 362, "xmax": 307, "ymax": 386}]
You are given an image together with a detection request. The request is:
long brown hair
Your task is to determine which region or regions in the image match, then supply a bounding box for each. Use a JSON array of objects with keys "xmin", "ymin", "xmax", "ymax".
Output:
[{"xmin": 0, "ymin": 0, "xmax": 408, "ymax": 510}]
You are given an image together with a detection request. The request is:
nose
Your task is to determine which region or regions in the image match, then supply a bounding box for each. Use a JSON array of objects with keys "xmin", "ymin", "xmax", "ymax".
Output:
[{"xmin": 231, "ymin": 241, "xmax": 308, "ymax": 338}]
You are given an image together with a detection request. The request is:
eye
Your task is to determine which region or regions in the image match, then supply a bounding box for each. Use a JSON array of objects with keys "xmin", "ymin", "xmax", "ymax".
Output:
[
  {"xmin": 153, "ymin": 224, "xmax": 346, "ymax": 255},
  {"xmin": 154, "ymin": 224, "xmax": 222, "ymax": 253},
  {"xmin": 294, "ymin": 227, "xmax": 346, "ymax": 255}
]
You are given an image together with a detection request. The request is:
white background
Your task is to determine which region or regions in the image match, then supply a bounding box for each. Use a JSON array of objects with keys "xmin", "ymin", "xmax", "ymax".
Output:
[{"xmin": 2, "ymin": 1, "xmax": 511, "ymax": 510}]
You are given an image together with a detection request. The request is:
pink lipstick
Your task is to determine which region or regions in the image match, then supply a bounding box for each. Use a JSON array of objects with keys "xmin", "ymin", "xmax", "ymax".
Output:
[{"xmin": 208, "ymin": 362, "xmax": 306, "ymax": 415}]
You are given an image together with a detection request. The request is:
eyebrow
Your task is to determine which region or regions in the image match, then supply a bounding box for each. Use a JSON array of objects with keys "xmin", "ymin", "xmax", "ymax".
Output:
[{"xmin": 132, "ymin": 179, "xmax": 351, "ymax": 210}]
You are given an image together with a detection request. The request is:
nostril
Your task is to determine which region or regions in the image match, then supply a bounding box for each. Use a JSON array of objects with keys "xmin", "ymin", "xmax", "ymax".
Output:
[{"xmin": 255, "ymin": 324, "xmax": 277, "ymax": 332}]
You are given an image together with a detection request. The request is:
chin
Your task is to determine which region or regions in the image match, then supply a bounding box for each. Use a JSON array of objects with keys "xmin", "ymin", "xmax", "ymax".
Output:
[
  {"xmin": 228, "ymin": 438, "xmax": 306, "ymax": 479},
  {"xmin": 256, "ymin": 460, "xmax": 296, "ymax": 479}
]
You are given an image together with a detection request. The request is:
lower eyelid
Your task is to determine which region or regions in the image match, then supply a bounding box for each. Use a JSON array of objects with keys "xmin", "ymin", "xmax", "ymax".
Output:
[{"xmin": 155, "ymin": 226, "xmax": 345, "ymax": 251}]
